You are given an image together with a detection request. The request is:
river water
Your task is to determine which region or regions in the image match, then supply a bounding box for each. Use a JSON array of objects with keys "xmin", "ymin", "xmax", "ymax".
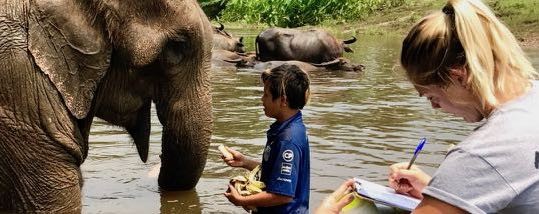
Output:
[{"xmin": 81, "ymin": 29, "xmax": 539, "ymax": 213}]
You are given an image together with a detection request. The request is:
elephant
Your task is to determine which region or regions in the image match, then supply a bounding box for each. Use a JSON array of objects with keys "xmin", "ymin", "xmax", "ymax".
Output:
[{"xmin": 0, "ymin": 0, "xmax": 212, "ymax": 212}]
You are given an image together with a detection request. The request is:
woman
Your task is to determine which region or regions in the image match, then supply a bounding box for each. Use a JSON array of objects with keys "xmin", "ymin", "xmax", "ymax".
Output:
[{"xmin": 316, "ymin": 0, "xmax": 539, "ymax": 213}]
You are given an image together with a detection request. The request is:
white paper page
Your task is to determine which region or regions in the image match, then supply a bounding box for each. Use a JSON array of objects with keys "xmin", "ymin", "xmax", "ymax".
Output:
[{"xmin": 354, "ymin": 177, "xmax": 421, "ymax": 211}]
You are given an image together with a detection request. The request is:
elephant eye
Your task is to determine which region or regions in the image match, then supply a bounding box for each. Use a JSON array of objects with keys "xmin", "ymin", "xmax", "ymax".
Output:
[{"xmin": 162, "ymin": 38, "xmax": 190, "ymax": 66}]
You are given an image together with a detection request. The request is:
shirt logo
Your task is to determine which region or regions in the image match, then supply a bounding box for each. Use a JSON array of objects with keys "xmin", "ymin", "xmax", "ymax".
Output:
[
  {"xmin": 282, "ymin": 150, "xmax": 294, "ymax": 162},
  {"xmin": 263, "ymin": 145, "xmax": 271, "ymax": 161},
  {"xmin": 281, "ymin": 163, "xmax": 292, "ymax": 175},
  {"xmin": 535, "ymin": 151, "xmax": 538, "ymax": 169}
]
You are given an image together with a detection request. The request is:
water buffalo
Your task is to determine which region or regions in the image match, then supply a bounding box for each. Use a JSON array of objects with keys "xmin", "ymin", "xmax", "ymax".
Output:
[
  {"xmin": 253, "ymin": 60, "xmax": 321, "ymax": 73},
  {"xmin": 255, "ymin": 27, "xmax": 357, "ymax": 63},
  {"xmin": 313, "ymin": 58, "xmax": 365, "ymax": 72},
  {"xmin": 213, "ymin": 23, "xmax": 245, "ymax": 53},
  {"xmin": 251, "ymin": 58, "xmax": 364, "ymax": 73},
  {"xmin": 211, "ymin": 50, "xmax": 255, "ymax": 68}
]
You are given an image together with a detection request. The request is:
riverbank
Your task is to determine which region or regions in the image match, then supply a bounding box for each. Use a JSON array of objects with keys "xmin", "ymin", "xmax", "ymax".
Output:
[
  {"xmin": 320, "ymin": 0, "xmax": 538, "ymax": 48},
  {"xmin": 216, "ymin": 0, "xmax": 538, "ymax": 48}
]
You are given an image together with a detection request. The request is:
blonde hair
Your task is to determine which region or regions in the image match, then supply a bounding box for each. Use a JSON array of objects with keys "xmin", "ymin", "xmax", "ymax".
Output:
[{"xmin": 401, "ymin": 0, "xmax": 537, "ymax": 109}]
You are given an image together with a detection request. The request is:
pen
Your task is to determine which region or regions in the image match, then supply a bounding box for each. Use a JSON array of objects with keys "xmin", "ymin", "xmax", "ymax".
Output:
[{"xmin": 406, "ymin": 138, "xmax": 427, "ymax": 170}]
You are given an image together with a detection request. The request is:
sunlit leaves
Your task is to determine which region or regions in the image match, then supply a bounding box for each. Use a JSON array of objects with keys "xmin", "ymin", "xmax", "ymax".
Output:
[{"xmin": 200, "ymin": 0, "xmax": 406, "ymax": 27}]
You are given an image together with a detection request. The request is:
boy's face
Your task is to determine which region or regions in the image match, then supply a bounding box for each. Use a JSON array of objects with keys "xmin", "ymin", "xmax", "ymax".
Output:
[{"xmin": 261, "ymin": 81, "xmax": 283, "ymax": 119}]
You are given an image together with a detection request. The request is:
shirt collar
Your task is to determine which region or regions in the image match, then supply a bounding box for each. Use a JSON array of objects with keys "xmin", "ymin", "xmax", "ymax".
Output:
[{"xmin": 268, "ymin": 111, "xmax": 302, "ymax": 136}]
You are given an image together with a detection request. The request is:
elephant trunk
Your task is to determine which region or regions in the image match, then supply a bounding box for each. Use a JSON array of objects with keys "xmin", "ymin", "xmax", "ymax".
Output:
[
  {"xmin": 155, "ymin": 72, "xmax": 212, "ymax": 190},
  {"xmin": 155, "ymin": 8, "xmax": 213, "ymax": 190}
]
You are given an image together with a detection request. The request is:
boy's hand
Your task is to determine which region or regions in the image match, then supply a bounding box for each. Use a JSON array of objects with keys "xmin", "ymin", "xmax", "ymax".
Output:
[
  {"xmin": 221, "ymin": 147, "xmax": 246, "ymax": 168},
  {"xmin": 388, "ymin": 162, "xmax": 431, "ymax": 199},
  {"xmin": 224, "ymin": 184, "xmax": 244, "ymax": 206},
  {"xmin": 314, "ymin": 179, "xmax": 355, "ymax": 214}
]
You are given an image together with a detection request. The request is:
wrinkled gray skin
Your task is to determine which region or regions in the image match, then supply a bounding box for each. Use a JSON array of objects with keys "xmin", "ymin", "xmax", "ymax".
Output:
[
  {"xmin": 0, "ymin": 0, "xmax": 212, "ymax": 212},
  {"xmin": 252, "ymin": 58, "xmax": 365, "ymax": 73},
  {"xmin": 255, "ymin": 27, "xmax": 357, "ymax": 63},
  {"xmin": 212, "ymin": 23, "xmax": 245, "ymax": 53}
]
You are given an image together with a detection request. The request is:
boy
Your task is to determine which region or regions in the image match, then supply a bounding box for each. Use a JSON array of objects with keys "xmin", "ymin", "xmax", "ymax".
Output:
[{"xmin": 223, "ymin": 64, "xmax": 311, "ymax": 213}]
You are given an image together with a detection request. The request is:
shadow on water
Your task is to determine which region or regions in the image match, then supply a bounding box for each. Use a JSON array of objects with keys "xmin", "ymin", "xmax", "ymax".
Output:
[
  {"xmin": 160, "ymin": 190, "xmax": 201, "ymax": 214},
  {"xmin": 82, "ymin": 26, "xmax": 539, "ymax": 213}
]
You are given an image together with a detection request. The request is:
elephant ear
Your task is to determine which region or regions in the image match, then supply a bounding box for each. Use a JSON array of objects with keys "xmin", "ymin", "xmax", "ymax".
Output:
[{"xmin": 28, "ymin": 0, "xmax": 111, "ymax": 119}]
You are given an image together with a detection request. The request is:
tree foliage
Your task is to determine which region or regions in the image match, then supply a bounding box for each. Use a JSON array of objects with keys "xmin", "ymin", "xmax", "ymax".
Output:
[{"xmin": 199, "ymin": 0, "xmax": 406, "ymax": 27}]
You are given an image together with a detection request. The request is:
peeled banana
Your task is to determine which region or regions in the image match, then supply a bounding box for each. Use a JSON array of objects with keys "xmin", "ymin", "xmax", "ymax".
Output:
[{"xmin": 218, "ymin": 144, "xmax": 234, "ymax": 159}]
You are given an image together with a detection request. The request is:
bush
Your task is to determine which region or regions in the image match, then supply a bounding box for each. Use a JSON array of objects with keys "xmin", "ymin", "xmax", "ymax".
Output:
[{"xmin": 213, "ymin": 0, "xmax": 406, "ymax": 27}]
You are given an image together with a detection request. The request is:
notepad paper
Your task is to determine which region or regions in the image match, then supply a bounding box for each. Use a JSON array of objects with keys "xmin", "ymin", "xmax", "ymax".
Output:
[{"xmin": 353, "ymin": 177, "xmax": 421, "ymax": 211}]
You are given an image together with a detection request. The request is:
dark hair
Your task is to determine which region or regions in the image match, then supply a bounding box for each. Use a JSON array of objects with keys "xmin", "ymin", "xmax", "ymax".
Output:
[{"xmin": 261, "ymin": 64, "xmax": 311, "ymax": 109}]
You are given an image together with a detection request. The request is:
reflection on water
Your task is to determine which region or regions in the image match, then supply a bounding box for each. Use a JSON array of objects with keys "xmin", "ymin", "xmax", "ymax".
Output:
[{"xmin": 82, "ymin": 29, "xmax": 539, "ymax": 213}]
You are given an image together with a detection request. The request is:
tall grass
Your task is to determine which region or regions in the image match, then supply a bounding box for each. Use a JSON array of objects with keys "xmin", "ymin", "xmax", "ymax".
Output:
[{"xmin": 204, "ymin": 0, "xmax": 406, "ymax": 27}]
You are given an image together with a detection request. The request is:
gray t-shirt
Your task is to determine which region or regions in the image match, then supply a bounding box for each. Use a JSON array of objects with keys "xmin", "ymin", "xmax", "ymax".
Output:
[{"xmin": 422, "ymin": 81, "xmax": 539, "ymax": 214}]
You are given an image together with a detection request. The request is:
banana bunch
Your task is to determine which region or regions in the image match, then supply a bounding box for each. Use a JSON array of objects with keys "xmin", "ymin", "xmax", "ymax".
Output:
[
  {"xmin": 230, "ymin": 165, "xmax": 266, "ymax": 196},
  {"xmin": 218, "ymin": 144, "xmax": 266, "ymax": 195}
]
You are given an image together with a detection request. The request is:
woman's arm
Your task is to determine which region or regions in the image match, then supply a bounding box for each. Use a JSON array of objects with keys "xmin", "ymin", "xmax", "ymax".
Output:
[{"xmin": 413, "ymin": 196, "xmax": 466, "ymax": 214}]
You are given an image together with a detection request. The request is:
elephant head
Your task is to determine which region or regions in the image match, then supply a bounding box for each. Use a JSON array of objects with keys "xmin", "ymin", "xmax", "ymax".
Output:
[
  {"xmin": 0, "ymin": 0, "xmax": 212, "ymax": 212},
  {"xmin": 87, "ymin": 1, "xmax": 213, "ymax": 191}
]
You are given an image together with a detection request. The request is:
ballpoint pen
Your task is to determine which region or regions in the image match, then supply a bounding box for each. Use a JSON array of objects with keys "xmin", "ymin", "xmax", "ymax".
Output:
[{"xmin": 406, "ymin": 138, "xmax": 427, "ymax": 170}]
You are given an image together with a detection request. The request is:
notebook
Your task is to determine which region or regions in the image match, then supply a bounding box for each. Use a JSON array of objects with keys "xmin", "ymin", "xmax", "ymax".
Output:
[{"xmin": 353, "ymin": 177, "xmax": 421, "ymax": 211}]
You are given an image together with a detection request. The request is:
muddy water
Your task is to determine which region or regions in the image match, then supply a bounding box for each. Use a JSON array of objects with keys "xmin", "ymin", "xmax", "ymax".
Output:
[{"xmin": 81, "ymin": 30, "xmax": 539, "ymax": 213}]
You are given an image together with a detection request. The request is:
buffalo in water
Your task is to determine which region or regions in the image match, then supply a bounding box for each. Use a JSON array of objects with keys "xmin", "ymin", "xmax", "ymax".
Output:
[
  {"xmin": 213, "ymin": 23, "xmax": 245, "ymax": 53},
  {"xmin": 255, "ymin": 27, "xmax": 357, "ymax": 63},
  {"xmin": 252, "ymin": 58, "xmax": 364, "ymax": 73},
  {"xmin": 211, "ymin": 49, "xmax": 364, "ymax": 72},
  {"xmin": 211, "ymin": 50, "xmax": 256, "ymax": 68}
]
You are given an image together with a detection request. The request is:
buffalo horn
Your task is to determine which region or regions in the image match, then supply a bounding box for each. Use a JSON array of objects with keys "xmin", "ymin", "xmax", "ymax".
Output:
[
  {"xmin": 223, "ymin": 58, "xmax": 243, "ymax": 63},
  {"xmin": 311, "ymin": 59, "xmax": 340, "ymax": 67},
  {"xmin": 343, "ymin": 36, "xmax": 357, "ymax": 44}
]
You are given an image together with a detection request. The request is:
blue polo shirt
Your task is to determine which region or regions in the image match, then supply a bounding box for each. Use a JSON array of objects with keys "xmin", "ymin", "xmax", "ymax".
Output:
[{"xmin": 257, "ymin": 111, "xmax": 310, "ymax": 214}]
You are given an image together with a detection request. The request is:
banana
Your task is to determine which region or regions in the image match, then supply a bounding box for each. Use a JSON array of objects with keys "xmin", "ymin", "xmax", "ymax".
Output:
[
  {"xmin": 248, "ymin": 165, "xmax": 261, "ymax": 181},
  {"xmin": 229, "ymin": 165, "xmax": 266, "ymax": 197},
  {"xmin": 249, "ymin": 180, "xmax": 266, "ymax": 189},
  {"xmin": 246, "ymin": 183, "xmax": 263, "ymax": 194},
  {"xmin": 218, "ymin": 144, "xmax": 234, "ymax": 159},
  {"xmin": 231, "ymin": 175, "xmax": 247, "ymax": 183}
]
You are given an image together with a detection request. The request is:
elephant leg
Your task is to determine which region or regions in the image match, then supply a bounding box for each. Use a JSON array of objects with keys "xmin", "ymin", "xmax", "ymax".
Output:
[
  {"xmin": 0, "ymin": 135, "xmax": 82, "ymax": 212},
  {"xmin": 0, "ymin": 49, "xmax": 85, "ymax": 212}
]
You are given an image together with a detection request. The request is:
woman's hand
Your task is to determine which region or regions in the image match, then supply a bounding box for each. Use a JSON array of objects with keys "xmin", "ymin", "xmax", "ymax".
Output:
[
  {"xmin": 388, "ymin": 162, "xmax": 431, "ymax": 199},
  {"xmin": 314, "ymin": 179, "xmax": 356, "ymax": 214}
]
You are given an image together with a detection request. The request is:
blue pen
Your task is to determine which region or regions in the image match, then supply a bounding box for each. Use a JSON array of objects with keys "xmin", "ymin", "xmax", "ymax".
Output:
[{"xmin": 406, "ymin": 138, "xmax": 427, "ymax": 170}]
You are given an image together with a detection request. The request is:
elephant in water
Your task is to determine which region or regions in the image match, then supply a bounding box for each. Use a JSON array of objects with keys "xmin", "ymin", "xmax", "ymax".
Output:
[{"xmin": 0, "ymin": 0, "xmax": 212, "ymax": 212}]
